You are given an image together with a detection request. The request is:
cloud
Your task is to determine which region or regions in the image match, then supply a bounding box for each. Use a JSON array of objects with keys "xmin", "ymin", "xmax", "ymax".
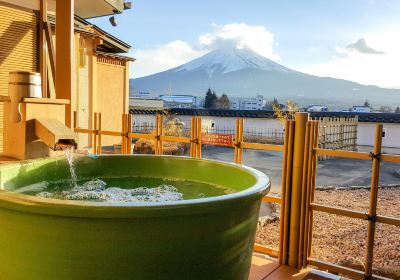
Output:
[
  {"xmin": 131, "ymin": 41, "xmax": 206, "ymax": 78},
  {"xmin": 345, "ymin": 38, "xmax": 385, "ymax": 54},
  {"xmin": 299, "ymin": 33, "xmax": 400, "ymax": 89},
  {"xmin": 131, "ymin": 23, "xmax": 278, "ymax": 78},
  {"xmin": 198, "ymin": 23, "xmax": 279, "ymax": 60}
]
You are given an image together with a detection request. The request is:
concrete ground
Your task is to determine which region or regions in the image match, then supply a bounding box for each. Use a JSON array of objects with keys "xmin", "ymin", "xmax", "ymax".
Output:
[{"xmin": 201, "ymin": 145, "xmax": 400, "ymax": 193}]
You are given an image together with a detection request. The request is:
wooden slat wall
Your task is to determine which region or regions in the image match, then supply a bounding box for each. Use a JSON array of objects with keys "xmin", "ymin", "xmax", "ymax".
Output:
[
  {"xmin": 97, "ymin": 56, "xmax": 127, "ymax": 146},
  {"xmin": 0, "ymin": 3, "xmax": 38, "ymax": 153}
]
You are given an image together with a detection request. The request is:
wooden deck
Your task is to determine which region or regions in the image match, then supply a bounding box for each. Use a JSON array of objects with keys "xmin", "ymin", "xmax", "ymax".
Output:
[{"xmin": 249, "ymin": 255, "xmax": 340, "ymax": 280}]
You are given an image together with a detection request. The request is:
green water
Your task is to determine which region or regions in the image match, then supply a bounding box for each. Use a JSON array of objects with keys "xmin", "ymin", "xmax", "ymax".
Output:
[{"xmin": 18, "ymin": 177, "xmax": 235, "ymax": 202}]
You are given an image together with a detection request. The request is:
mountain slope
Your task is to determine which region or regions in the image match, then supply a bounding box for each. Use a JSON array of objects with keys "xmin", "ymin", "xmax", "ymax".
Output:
[{"xmin": 130, "ymin": 48, "xmax": 400, "ymax": 107}]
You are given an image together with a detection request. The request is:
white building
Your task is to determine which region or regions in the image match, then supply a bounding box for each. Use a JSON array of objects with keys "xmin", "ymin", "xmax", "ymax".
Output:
[
  {"xmin": 230, "ymin": 95, "xmax": 264, "ymax": 110},
  {"xmin": 160, "ymin": 95, "xmax": 197, "ymax": 108},
  {"xmin": 351, "ymin": 106, "xmax": 371, "ymax": 113},
  {"xmin": 307, "ymin": 105, "xmax": 328, "ymax": 112}
]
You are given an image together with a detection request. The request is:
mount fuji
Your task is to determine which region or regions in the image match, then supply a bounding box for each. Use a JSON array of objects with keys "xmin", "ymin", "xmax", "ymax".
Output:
[{"xmin": 130, "ymin": 48, "xmax": 400, "ymax": 108}]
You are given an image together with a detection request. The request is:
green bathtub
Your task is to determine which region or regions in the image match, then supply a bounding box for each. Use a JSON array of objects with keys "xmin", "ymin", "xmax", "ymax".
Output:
[{"xmin": 0, "ymin": 155, "xmax": 270, "ymax": 280}]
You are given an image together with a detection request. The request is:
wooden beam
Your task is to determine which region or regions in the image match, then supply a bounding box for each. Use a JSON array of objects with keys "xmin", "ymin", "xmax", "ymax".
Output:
[
  {"xmin": 55, "ymin": 0, "xmax": 74, "ymax": 128},
  {"xmin": 39, "ymin": 0, "xmax": 47, "ymax": 98}
]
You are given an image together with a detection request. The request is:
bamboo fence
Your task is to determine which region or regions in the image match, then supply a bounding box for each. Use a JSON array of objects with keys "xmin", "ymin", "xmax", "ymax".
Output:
[{"xmin": 74, "ymin": 112, "xmax": 399, "ymax": 280}]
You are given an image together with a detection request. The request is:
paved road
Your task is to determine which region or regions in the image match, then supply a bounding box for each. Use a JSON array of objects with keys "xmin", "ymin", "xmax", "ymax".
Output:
[{"xmin": 201, "ymin": 145, "xmax": 400, "ymax": 193}]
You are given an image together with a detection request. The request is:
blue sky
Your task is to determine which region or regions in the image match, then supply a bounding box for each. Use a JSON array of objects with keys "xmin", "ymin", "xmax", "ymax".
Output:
[{"xmin": 90, "ymin": 0, "xmax": 400, "ymax": 88}]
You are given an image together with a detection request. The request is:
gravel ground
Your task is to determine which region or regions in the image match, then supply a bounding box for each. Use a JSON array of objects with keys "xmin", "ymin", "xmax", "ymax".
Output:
[{"xmin": 255, "ymin": 187, "xmax": 400, "ymax": 279}]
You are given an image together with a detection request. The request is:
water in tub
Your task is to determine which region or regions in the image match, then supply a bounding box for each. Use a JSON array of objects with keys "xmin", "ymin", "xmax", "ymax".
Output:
[{"xmin": 17, "ymin": 153, "xmax": 235, "ymax": 202}]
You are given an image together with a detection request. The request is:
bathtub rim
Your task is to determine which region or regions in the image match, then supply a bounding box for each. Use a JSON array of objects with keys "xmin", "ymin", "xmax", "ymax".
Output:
[{"xmin": 0, "ymin": 155, "xmax": 270, "ymax": 218}]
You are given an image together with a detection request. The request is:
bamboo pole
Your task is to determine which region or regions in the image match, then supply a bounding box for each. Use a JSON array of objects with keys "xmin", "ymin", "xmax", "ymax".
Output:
[
  {"xmin": 278, "ymin": 119, "xmax": 290, "ymax": 264},
  {"xmin": 307, "ymin": 121, "xmax": 319, "ymax": 258},
  {"xmin": 238, "ymin": 118, "xmax": 244, "ymax": 163},
  {"xmin": 234, "ymin": 118, "xmax": 240, "ymax": 163},
  {"xmin": 298, "ymin": 121, "xmax": 311, "ymax": 269},
  {"xmin": 288, "ymin": 112, "xmax": 309, "ymax": 267},
  {"xmin": 127, "ymin": 114, "xmax": 132, "ymax": 154},
  {"xmin": 303, "ymin": 121, "xmax": 318, "ymax": 266},
  {"xmin": 282, "ymin": 120, "xmax": 295, "ymax": 265},
  {"xmin": 93, "ymin": 112, "xmax": 97, "ymax": 154},
  {"xmin": 121, "ymin": 114, "xmax": 126, "ymax": 154},
  {"xmin": 155, "ymin": 115, "xmax": 159, "ymax": 155},
  {"xmin": 190, "ymin": 117, "xmax": 195, "ymax": 157},
  {"xmin": 197, "ymin": 117, "xmax": 202, "ymax": 158},
  {"xmin": 159, "ymin": 114, "xmax": 164, "ymax": 155},
  {"xmin": 365, "ymin": 124, "xmax": 383, "ymax": 278},
  {"xmin": 97, "ymin": 113, "xmax": 102, "ymax": 154}
]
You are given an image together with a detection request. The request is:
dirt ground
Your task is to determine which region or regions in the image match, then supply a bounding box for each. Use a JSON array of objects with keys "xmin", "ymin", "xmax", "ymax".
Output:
[{"xmin": 255, "ymin": 187, "xmax": 400, "ymax": 279}]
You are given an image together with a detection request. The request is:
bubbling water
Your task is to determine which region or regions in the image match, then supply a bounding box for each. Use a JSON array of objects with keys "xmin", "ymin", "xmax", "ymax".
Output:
[{"xmin": 36, "ymin": 179, "xmax": 183, "ymax": 203}]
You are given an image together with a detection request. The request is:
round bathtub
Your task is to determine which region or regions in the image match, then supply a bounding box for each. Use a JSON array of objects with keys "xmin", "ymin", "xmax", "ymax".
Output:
[{"xmin": 0, "ymin": 155, "xmax": 270, "ymax": 280}]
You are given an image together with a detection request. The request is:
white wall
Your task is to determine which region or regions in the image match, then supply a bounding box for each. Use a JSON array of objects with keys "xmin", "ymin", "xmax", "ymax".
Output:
[{"xmin": 357, "ymin": 122, "xmax": 400, "ymax": 149}]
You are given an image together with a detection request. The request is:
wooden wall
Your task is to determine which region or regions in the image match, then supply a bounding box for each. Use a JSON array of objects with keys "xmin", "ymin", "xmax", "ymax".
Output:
[
  {"xmin": 96, "ymin": 55, "xmax": 129, "ymax": 146},
  {"xmin": 0, "ymin": 2, "xmax": 38, "ymax": 153}
]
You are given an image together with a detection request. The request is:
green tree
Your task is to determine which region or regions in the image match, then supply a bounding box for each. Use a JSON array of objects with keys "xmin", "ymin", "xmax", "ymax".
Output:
[
  {"xmin": 215, "ymin": 94, "xmax": 230, "ymax": 109},
  {"xmin": 364, "ymin": 100, "xmax": 370, "ymax": 108},
  {"xmin": 395, "ymin": 106, "xmax": 400, "ymax": 113},
  {"xmin": 204, "ymin": 88, "xmax": 217, "ymax": 108}
]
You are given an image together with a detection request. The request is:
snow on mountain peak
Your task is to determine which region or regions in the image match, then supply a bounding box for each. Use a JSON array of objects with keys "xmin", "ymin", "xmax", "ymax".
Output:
[{"xmin": 175, "ymin": 48, "xmax": 292, "ymax": 77}]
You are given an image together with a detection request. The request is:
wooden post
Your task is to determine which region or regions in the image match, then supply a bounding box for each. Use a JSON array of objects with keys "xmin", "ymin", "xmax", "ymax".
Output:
[
  {"xmin": 93, "ymin": 112, "xmax": 97, "ymax": 154},
  {"xmin": 97, "ymin": 113, "xmax": 102, "ymax": 154},
  {"xmin": 288, "ymin": 112, "xmax": 309, "ymax": 267},
  {"xmin": 364, "ymin": 124, "xmax": 383, "ymax": 278},
  {"xmin": 127, "ymin": 114, "xmax": 132, "ymax": 154},
  {"xmin": 122, "ymin": 114, "xmax": 126, "ymax": 154},
  {"xmin": 190, "ymin": 116, "xmax": 196, "ymax": 157},
  {"xmin": 56, "ymin": 0, "xmax": 74, "ymax": 127},
  {"xmin": 234, "ymin": 118, "xmax": 244, "ymax": 164},
  {"xmin": 197, "ymin": 117, "xmax": 202, "ymax": 158},
  {"xmin": 158, "ymin": 114, "xmax": 164, "ymax": 155},
  {"xmin": 39, "ymin": 0, "xmax": 48, "ymax": 98}
]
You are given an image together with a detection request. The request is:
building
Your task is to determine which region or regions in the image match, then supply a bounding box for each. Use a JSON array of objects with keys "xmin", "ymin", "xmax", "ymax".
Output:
[
  {"xmin": 159, "ymin": 95, "xmax": 197, "ymax": 108},
  {"xmin": 129, "ymin": 97, "xmax": 164, "ymax": 111},
  {"xmin": 350, "ymin": 106, "xmax": 371, "ymax": 113},
  {"xmin": 306, "ymin": 105, "xmax": 328, "ymax": 112},
  {"xmin": 0, "ymin": 0, "xmax": 133, "ymax": 151},
  {"xmin": 230, "ymin": 95, "xmax": 264, "ymax": 110}
]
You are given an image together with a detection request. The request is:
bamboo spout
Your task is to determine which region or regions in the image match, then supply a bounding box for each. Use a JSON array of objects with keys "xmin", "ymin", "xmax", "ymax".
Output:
[{"xmin": 35, "ymin": 118, "xmax": 78, "ymax": 150}]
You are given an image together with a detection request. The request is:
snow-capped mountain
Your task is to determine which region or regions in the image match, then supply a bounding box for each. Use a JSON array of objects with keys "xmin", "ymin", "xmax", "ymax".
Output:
[
  {"xmin": 130, "ymin": 48, "xmax": 400, "ymax": 108},
  {"xmin": 174, "ymin": 48, "xmax": 292, "ymax": 77}
]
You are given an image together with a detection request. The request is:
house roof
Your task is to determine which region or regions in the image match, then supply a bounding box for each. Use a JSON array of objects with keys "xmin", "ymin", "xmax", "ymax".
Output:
[
  {"xmin": 129, "ymin": 108, "xmax": 400, "ymax": 124},
  {"xmin": 47, "ymin": 15, "xmax": 131, "ymax": 53}
]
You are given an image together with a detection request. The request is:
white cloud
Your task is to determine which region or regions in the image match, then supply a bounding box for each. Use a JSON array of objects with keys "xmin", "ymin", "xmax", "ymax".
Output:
[
  {"xmin": 131, "ymin": 40, "xmax": 206, "ymax": 78},
  {"xmin": 131, "ymin": 23, "xmax": 279, "ymax": 78},
  {"xmin": 300, "ymin": 34, "xmax": 400, "ymax": 89},
  {"xmin": 198, "ymin": 23, "xmax": 279, "ymax": 60}
]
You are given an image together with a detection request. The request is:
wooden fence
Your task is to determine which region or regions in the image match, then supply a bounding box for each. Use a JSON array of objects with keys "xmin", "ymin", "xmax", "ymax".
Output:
[{"xmin": 74, "ymin": 112, "xmax": 399, "ymax": 280}]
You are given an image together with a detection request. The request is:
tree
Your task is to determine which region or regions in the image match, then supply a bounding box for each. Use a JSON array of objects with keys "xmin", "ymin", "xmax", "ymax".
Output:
[
  {"xmin": 273, "ymin": 100, "xmax": 299, "ymax": 122},
  {"xmin": 215, "ymin": 94, "xmax": 230, "ymax": 109},
  {"xmin": 204, "ymin": 88, "xmax": 217, "ymax": 108},
  {"xmin": 395, "ymin": 106, "xmax": 400, "ymax": 113},
  {"xmin": 263, "ymin": 97, "xmax": 280, "ymax": 110},
  {"xmin": 379, "ymin": 106, "xmax": 392, "ymax": 113},
  {"xmin": 364, "ymin": 100, "xmax": 370, "ymax": 108}
]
